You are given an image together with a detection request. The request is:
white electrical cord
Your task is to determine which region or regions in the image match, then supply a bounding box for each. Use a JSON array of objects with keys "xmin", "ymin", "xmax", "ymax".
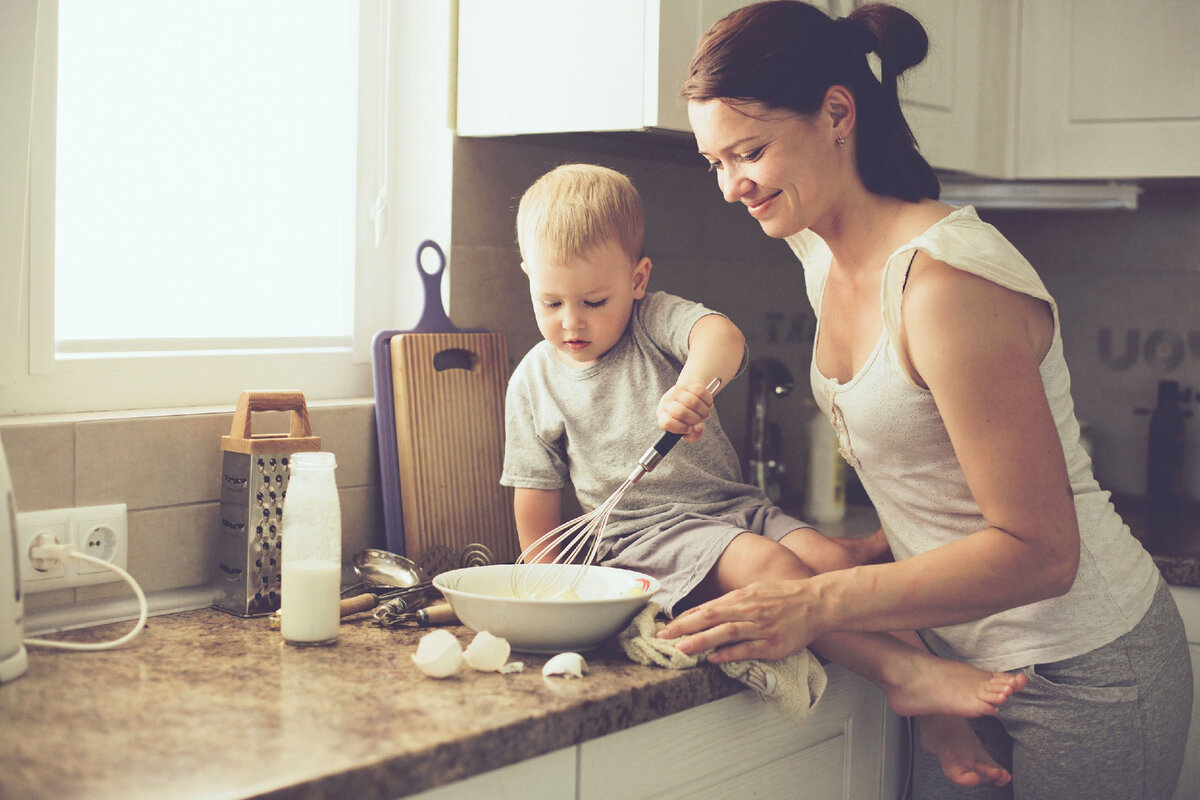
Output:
[{"xmin": 21, "ymin": 542, "xmax": 148, "ymax": 651}]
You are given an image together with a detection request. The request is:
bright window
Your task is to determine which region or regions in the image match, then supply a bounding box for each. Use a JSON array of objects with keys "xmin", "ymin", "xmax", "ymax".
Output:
[
  {"xmin": 54, "ymin": 1, "xmax": 356, "ymax": 347},
  {"xmin": 1, "ymin": 1, "xmax": 454, "ymax": 415}
]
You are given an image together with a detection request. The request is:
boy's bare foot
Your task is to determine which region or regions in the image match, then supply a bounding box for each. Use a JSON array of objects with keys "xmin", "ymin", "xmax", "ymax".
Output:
[
  {"xmin": 919, "ymin": 714, "xmax": 1011, "ymax": 788},
  {"xmin": 881, "ymin": 648, "xmax": 1027, "ymax": 718}
]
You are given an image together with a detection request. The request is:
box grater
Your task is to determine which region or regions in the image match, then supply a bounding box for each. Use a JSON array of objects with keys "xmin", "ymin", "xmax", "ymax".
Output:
[{"xmin": 214, "ymin": 391, "xmax": 321, "ymax": 617}]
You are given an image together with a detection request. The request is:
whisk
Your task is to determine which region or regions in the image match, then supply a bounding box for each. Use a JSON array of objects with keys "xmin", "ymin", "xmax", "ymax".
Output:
[{"xmin": 511, "ymin": 378, "xmax": 722, "ymax": 599}]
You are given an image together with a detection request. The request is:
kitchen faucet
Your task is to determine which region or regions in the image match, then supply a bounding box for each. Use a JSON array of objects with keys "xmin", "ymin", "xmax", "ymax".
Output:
[{"xmin": 744, "ymin": 358, "xmax": 794, "ymax": 501}]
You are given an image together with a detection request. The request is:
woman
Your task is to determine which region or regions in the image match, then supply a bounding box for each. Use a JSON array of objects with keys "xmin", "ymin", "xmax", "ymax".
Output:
[{"xmin": 657, "ymin": 2, "xmax": 1193, "ymax": 797}]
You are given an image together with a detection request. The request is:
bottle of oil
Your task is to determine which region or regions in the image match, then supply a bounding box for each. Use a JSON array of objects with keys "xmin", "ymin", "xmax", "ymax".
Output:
[
  {"xmin": 805, "ymin": 410, "xmax": 847, "ymax": 523},
  {"xmin": 1146, "ymin": 380, "xmax": 1185, "ymax": 517}
]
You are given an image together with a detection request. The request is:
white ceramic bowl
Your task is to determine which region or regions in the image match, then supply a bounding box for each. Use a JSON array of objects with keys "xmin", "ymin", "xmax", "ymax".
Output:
[{"xmin": 432, "ymin": 564, "xmax": 659, "ymax": 653}]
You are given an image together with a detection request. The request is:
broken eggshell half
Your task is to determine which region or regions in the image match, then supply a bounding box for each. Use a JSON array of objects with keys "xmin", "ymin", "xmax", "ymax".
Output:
[
  {"xmin": 411, "ymin": 629, "xmax": 464, "ymax": 678},
  {"xmin": 463, "ymin": 630, "xmax": 512, "ymax": 672},
  {"xmin": 542, "ymin": 652, "xmax": 587, "ymax": 679}
]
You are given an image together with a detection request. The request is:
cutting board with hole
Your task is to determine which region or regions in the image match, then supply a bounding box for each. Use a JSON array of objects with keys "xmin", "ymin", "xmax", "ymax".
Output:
[{"xmin": 374, "ymin": 241, "xmax": 519, "ymax": 564}]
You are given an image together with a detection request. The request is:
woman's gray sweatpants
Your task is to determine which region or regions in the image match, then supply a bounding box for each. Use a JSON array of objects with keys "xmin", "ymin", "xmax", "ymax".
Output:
[{"xmin": 912, "ymin": 578, "xmax": 1193, "ymax": 799}]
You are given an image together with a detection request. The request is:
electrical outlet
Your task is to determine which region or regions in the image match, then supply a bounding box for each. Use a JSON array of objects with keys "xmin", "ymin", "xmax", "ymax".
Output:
[
  {"xmin": 17, "ymin": 516, "xmax": 69, "ymax": 587},
  {"xmin": 16, "ymin": 504, "xmax": 128, "ymax": 593}
]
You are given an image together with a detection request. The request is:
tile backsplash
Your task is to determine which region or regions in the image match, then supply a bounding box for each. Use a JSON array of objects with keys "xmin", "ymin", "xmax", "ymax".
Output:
[{"xmin": 0, "ymin": 401, "xmax": 384, "ymax": 614}]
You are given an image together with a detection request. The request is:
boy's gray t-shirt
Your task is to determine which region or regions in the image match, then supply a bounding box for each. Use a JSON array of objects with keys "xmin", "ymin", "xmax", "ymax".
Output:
[{"xmin": 501, "ymin": 291, "xmax": 768, "ymax": 541}]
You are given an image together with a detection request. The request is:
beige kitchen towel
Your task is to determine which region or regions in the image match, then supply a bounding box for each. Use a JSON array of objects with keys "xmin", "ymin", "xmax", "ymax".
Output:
[{"xmin": 620, "ymin": 604, "xmax": 827, "ymax": 724}]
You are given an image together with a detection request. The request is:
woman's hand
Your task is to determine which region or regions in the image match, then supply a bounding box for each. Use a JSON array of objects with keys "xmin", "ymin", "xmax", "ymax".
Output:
[{"xmin": 656, "ymin": 579, "xmax": 824, "ymax": 663}]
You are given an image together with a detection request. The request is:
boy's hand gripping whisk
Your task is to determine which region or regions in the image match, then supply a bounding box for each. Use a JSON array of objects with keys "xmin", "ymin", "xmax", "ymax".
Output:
[{"xmin": 511, "ymin": 378, "xmax": 722, "ymax": 599}]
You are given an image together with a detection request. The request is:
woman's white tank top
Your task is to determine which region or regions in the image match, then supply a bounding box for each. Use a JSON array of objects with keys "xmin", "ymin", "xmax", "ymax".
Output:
[{"xmin": 787, "ymin": 206, "xmax": 1159, "ymax": 671}]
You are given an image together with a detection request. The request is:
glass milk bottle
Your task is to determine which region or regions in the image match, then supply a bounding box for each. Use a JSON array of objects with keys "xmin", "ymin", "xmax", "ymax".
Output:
[{"xmin": 280, "ymin": 452, "xmax": 341, "ymax": 646}]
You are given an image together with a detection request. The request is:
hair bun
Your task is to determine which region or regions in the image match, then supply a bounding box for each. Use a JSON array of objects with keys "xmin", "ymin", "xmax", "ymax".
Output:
[{"xmin": 834, "ymin": 16, "xmax": 877, "ymax": 55}]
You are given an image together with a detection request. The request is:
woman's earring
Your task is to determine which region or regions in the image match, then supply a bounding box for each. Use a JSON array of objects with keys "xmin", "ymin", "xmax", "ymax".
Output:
[{"xmin": 836, "ymin": 135, "xmax": 847, "ymax": 148}]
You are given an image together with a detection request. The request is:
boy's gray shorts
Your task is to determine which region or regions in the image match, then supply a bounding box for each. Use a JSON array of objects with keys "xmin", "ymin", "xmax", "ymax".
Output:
[
  {"xmin": 597, "ymin": 504, "xmax": 810, "ymax": 617},
  {"xmin": 912, "ymin": 576, "xmax": 1193, "ymax": 799}
]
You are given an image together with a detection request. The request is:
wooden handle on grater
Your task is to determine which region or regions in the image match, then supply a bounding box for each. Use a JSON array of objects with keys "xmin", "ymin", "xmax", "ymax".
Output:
[{"xmin": 229, "ymin": 390, "xmax": 313, "ymax": 440}]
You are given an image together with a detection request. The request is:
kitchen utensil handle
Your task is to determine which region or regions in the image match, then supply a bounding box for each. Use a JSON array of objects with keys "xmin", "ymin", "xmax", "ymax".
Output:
[
  {"xmin": 339, "ymin": 593, "xmax": 377, "ymax": 617},
  {"xmin": 651, "ymin": 431, "xmax": 684, "ymax": 459},
  {"xmin": 412, "ymin": 240, "xmax": 459, "ymax": 334},
  {"xmin": 419, "ymin": 602, "xmax": 458, "ymax": 626},
  {"xmin": 229, "ymin": 390, "xmax": 313, "ymax": 440}
]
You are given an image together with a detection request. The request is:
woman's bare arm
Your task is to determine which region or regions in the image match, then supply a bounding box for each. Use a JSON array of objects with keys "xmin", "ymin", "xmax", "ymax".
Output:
[{"xmin": 659, "ymin": 260, "xmax": 1080, "ymax": 661}]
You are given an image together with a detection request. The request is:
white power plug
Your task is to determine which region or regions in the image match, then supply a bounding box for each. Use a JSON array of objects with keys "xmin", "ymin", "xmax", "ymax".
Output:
[
  {"xmin": 19, "ymin": 524, "xmax": 149, "ymax": 652},
  {"xmin": 28, "ymin": 532, "xmax": 74, "ymax": 571},
  {"xmin": 17, "ymin": 504, "xmax": 128, "ymax": 593}
]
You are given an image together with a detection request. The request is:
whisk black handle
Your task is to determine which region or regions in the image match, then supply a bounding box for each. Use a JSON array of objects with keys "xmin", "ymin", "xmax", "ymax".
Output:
[{"xmin": 653, "ymin": 431, "xmax": 684, "ymax": 458}]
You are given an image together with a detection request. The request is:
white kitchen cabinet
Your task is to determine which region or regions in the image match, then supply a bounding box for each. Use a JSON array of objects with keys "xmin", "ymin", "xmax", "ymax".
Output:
[
  {"xmin": 456, "ymin": 0, "xmax": 795, "ymax": 137},
  {"xmin": 458, "ymin": 0, "xmax": 1200, "ymax": 179},
  {"xmin": 1018, "ymin": 0, "xmax": 1200, "ymax": 179},
  {"xmin": 411, "ymin": 665, "xmax": 904, "ymax": 800},
  {"xmin": 1169, "ymin": 584, "xmax": 1200, "ymax": 800},
  {"xmin": 579, "ymin": 666, "xmax": 904, "ymax": 799},
  {"xmin": 898, "ymin": 0, "xmax": 1200, "ymax": 179},
  {"xmin": 407, "ymin": 747, "xmax": 576, "ymax": 800},
  {"xmin": 890, "ymin": 0, "xmax": 1018, "ymax": 178}
]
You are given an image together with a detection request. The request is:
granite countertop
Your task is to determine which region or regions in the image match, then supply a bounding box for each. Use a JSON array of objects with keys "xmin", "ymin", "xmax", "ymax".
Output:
[
  {"xmin": 1, "ymin": 609, "xmax": 743, "ymax": 800},
  {"xmin": 5, "ymin": 499, "xmax": 1195, "ymax": 800}
]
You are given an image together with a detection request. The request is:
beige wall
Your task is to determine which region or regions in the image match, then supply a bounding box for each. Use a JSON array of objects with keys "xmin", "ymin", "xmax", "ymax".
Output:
[{"xmin": 1, "ymin": 402, "xmax": 384, "ymax": 613}]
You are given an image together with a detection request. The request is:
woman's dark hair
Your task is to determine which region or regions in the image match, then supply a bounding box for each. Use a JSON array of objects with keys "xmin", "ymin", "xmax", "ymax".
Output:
[{"xmin": 682, "ymin": 0, "xmax": 939, "ymax": 202}]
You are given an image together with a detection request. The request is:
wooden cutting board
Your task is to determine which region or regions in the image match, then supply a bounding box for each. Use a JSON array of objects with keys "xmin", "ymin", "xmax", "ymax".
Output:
[{"xmin": 389, "ymin": 329, "xmax": 519, "ymax": 564}]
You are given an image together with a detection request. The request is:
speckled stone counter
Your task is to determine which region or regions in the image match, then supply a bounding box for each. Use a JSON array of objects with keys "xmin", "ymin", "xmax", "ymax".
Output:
[{"xmin": 1, "ymin": 609, "xmax": 742, "ymax": 800}]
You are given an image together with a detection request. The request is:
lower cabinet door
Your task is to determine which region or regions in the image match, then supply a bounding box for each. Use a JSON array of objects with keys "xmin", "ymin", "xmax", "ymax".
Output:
[
  {"xmin": 578, "ymin": 665, "xmax": 895, "ymax": 800},
  {"xmin": 408, "ymin": 747, "xmax": 576, "ymax": 800}
]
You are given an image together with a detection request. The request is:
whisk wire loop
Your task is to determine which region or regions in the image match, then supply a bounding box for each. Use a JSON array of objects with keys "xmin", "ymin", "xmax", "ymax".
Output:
[{"xmin": 510, "ymin": 378, "xmax": 721, "ymax": 599}]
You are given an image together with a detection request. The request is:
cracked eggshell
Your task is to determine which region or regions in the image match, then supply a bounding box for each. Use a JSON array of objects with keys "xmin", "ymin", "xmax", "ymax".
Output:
[
  {"xmin": 412, "ymin": 629, "xmax": 463, "ymax": 678},
  {"xmin": 542, "ymin": 652, "xmax": 587, "ymax": 679},
  {"xmin": 463, "ymin": 631, "xmax": 512, "ymax": 672}
]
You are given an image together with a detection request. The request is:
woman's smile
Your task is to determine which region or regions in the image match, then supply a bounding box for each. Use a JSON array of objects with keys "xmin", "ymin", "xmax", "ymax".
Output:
[{"xmin": 745, "ymin": 190, "xmax": 782, "ymax": 217}]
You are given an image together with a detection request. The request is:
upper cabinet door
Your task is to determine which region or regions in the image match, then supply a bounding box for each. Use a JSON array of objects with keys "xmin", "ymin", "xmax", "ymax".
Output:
[
  {"xmin": 1018, "ymin": 0, "xmax": 1200, "ymax": 179},
  {"xmin": 892, "ymin": 0, "xmax": 1019, "ymax": 179},
  {"xmin": 458, "ymin": 0, "xmax": 1199, "ymax": 179},
  {"xmin": 456, "ymin": 0, "xmax": 800, "ymax": 137},
  {"xmin": 647, "ymin": 0, "xmax": 758, "ymax": 132},
  {"xmin": 456, "ymin": 0, "xmax": 648, "ymax": 136}
]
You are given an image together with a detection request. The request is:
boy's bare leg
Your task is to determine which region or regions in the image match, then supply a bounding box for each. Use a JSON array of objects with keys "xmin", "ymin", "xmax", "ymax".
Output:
[
  {"xmin": 698, "ymin": 531, "xmax": 1026, "ymax": 718},
  {"xmin": 918, "ymin": 714, "xmax": 1012, "ymax": 788}
]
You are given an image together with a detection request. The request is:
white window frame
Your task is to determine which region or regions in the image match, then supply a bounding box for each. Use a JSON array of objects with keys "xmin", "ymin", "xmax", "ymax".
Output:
[{"xmin": 0, "ymin": 0, "xmax": 455, "ymax": 417}]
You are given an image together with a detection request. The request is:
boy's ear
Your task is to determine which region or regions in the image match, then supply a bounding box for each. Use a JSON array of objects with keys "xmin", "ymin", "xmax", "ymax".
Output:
[{"xmin": 632, "ymin": 257, "xmax": 652, "ymax": 298}]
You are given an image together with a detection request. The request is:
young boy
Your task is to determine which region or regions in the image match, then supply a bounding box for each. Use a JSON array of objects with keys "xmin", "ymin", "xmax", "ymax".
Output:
[{"xmin": 501, "ymin": 165, "xmax": 1024, "ymax": 756}]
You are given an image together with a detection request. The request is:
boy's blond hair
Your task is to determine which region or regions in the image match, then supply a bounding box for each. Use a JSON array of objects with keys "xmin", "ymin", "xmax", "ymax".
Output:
[{"xmin": 516, "ymin": 164, "xmax": 645, "ymax": 266}]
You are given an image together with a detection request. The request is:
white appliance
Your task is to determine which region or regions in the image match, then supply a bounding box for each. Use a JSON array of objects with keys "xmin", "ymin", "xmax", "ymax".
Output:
[{"xmin": 0, "ymin": 438, "xmax": 27, "ymax": 683}]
